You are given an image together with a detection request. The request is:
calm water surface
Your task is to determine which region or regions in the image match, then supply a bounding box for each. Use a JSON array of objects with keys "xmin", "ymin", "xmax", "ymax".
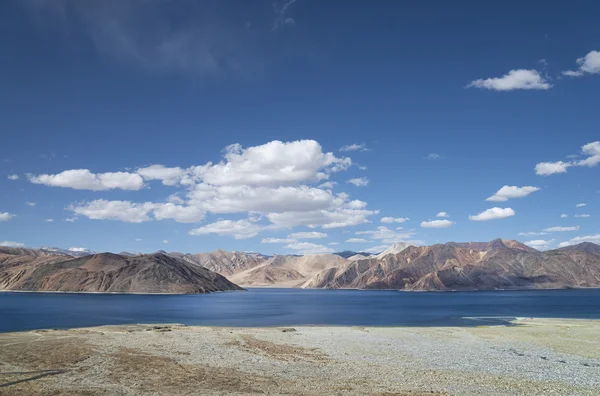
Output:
[{"xmin": 2, "ymin": 288, "xmax": 600, "ymax": 332}]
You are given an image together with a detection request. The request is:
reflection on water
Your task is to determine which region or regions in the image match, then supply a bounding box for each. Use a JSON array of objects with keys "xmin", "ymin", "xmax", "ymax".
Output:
[{"xmin": 2, "ymin": 288, "xmax": 600, "ymax": 332}]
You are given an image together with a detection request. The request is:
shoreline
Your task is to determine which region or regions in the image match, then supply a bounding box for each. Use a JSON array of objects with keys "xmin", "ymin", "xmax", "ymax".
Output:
[{"xmin": 1, "ymin": 318, "xmax": 599, "ymax": 395}]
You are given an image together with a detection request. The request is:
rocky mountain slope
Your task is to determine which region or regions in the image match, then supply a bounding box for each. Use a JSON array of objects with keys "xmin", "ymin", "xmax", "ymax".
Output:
[
  {"xmin": 228, "ymin": 254, "xmax": 350, "ymax": 287},
  {"xmin": 557, "ymin": 242, "xmax": 600, "ymax": 255},
  {"xmin": 0, "ymin": 248, "xmax": 242, "ymax": 294},
  {"xmin": 304, "ymin": 239, "xmax": 600, "ymax": 291},
  {"xmin": 167, "ymin": 250, "xmax": 268, "ymax": 276}
]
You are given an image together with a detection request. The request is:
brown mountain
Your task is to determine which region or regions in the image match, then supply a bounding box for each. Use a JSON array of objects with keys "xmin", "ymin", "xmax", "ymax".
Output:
[
  {"xmin": 557, "ymin": 242, "xmax": 600, "ymax": 255},
  {"xmin": 304, "ymin": 240, "xmax": 600, "ymax": 291},
  {"xmin": 0, "ymin": 249, "xmax": 243, "ymax": 294},
  {"xmin": 167, "ymin": 250, "xmax": 268, "ymax": 276}
]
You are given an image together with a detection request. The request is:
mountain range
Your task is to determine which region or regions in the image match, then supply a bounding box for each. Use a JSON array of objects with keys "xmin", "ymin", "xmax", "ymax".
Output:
[{"xmin": 2, "ymin": 239, "xmax": 600, "ymax": 293}]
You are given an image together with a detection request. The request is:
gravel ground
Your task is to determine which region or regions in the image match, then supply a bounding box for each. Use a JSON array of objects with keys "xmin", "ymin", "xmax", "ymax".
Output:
[{"xmin": 0, "ymin": 318, "xmax": 599, "ymax": 395}]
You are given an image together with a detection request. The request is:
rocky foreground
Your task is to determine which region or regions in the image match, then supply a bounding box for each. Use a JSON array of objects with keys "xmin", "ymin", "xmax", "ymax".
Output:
[{"xmin": 1, "ymin": 319, "xmax": 599, "ymax": 395}]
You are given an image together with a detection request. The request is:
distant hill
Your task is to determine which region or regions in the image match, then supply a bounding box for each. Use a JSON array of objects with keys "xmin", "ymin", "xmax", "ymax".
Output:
[
  {"xmin": 333, "ymin": 250, "xmax": 375, "ymax": 259},
  {"xmin": 304, "ymin": 240, "xmax": 600, "ymax": 291},
  {"xmin": 0, "ymin": 249, "xmax": 242, "ymax": 294},
  {"xmin": 557, "ymin": 242, "xmax": 600, "ymax": 255}
]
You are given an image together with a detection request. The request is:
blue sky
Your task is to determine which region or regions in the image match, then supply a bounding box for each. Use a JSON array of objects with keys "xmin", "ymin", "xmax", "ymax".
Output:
[{"xmin": 1, "ymin": 0, "xmax": 599, "ymax": 254}]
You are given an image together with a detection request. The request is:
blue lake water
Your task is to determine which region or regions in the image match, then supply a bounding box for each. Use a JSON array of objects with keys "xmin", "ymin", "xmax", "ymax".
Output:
[{"xmin": 2, "ymin": 288, "xmax": 600, "ymax": 332}]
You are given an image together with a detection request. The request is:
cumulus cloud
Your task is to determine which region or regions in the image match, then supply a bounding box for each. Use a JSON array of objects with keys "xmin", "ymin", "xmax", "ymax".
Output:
[
  {"xmin": 189, "ymin": 219, "xmax": 262, "ymax": 239},
  {"xmin": 436, "ymin": 212, "xmax": 449, "ymax": 218},
  {"xmin": 543, "ymin": 226, "xmax": 579, "ymax": 232},
  {"xmin": 45, "ymin": 219, "xmax": 54, "ymax": 222},
  {"xmin": 575, "ymin": 214, "xmax": 590, "ymax": 218},
  {"xmin": 347, "ymin": 177, "xmax": 369, "ymax": 187},
  {"xmin": 288, "ymin": 231, "xmax": 327, "ymax": 239},
  {"xmin": 425, "ymin": 153, "xmax": 441, "ymax": 160},
  {"xmin": 65, "ymin": 217, "xmax": 77, "ymax": 222},
  {"xmin": 29, "ymin": 169, "xmax": 144, "ymax": 191},
  {"xmin": 69, "ymin": 200, "xmax": 205, "ymax": 224},
  {"xmin": 466, "ymin": 69, "xmax": 551, "ymax": 91},
  {"xmin": 327, "ymin": 242, "xmax": 338, "ymax": 246},
  {"xmin": 7, "ymin": 174, "xmax": 19, "ymax": 180},
  {"xmin": 560, "ymin": 214, "xmax": 568, "ymax": 218},
  {"xmin": 524, "ymin": 239, "xmax": 553, "ymax": 250},
  {"xmin": 152, "ymin": 202, "xmax": 205, "ymax": 223},
  {"xmin": 346, "ymin": 238, "xmax": 369, "ymax": 243},
  {"xmin": 558, "ymin": 234, "xmax": 600, "ymax": 247},
  {"xmin": 535, "ymin": 141, "xmax": 600, "ymax": 175},
  {"xmin": 486, "ymin": 185, "xmax": 540, "ymax": 202},
  {"xmin": 420, "ymin": 219, "xmax": 453, "ymax": 228},
  {"xmin": 381, "ymin": 217, "xmax": 409, "ymax": 224},
  {"xmin": 137, "ymin": 165, "xmax": 185, "ymax": 186},
  {"xmin": 69, "ymin": 200, "xmax": 156, "ymax": 223},
  {"xmin": 318, "ymin": 181, "xmax": 336, "ymax": 189},
  {"xmin": 26, "ymin": 202, "xmax": 36, "ymax": 207},
  {"xmin": 162, "ymin": 240, "xmax": 168, "ymax": 244},
  {"xmin": 576, "ymin": 203, "xmax": 587, "ymax": 207},
  {"xmin": 261, "ymin": 238, "xmax": 296, "ymax": 244},
  {"xmin": 339, "ymin": 143, "xmax": 368, "ymax": 152},
  {"xmin": 469, "ymin": 207, "xmax": 515, "ymax": 221},
  {"xmin": 356, "ymin": 226, "xmax": 417, "ymax": 244},
  {"xmin": 284, "ymin": 242, "xmax": 333, "ymax": 255},
  {"xmin": 194, "ymin": 140, "xmax": 350, "ymax": 187},
  {"xmin": 518, "ymin": 231, "xmax": 547, "ymax": 236},
  {"xmin": 267, "ymin": 207, "xmax": 377, "ymax": 229},
  {"xmin": 0, "ymin": 241, "xmax": 25, "ymax": 247},
  {"xmin": 561, "ymin": 50, "xmax": 600, "ymax": 77},
  {"xmin": 0, "ymin": 212, "xmax": 15, "ymax": 222}
]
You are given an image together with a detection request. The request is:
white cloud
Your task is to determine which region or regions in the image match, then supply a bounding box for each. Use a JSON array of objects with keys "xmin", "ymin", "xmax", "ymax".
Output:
[
  {"xmin": 425, "ymin": 153, "xmax": 441, "ymax": 160},
  {"xmin": 261, "ymin": 238, "xmax": 296, "ymax": 244},
  {"xmin": 193, "ymin": 140, "xmax": 350, "ymax": 187},
  {"xmin": 560, "ymin": 214, "xmax": 568, "ymax": 218},
  {"xmin": 288, "ymin": 231, "xmax": 327, "ymax": 239},
  {"xmin": 420, "ymin": 219, "xmax": 453, "ymax": 228},
  {"xmin": 318, "ymin": 181, "xmax": 336, "ymax": 189},
  {"xmin": 466, "ymin": 69, "xmax": 551, "ymax": 91},
  {"xmin": 0, "ymin": 212, "xmax": 15, "ymax": 222},
  {"xmin": 7, "ymin": 174, "xmax": 18, "ymax": 180},
  {"xmin": 535, "ymin": 161, "xmax": 570, "ymax": 176},
  {"xmin": 436, "ymin": 212, "xmax": 449, "ymax": 218},
  {"xmin": 486, "ymin": 185, "xmax": 540, "ymax": 201},
  {"xmin": 535, "ymin": 141, "xmax": 600, "ymax": 175},
  {"xmin": 339, "ymin": 143, "xmax": 368, "ymax": 152},
  {"xmin": 285, "ymin": 242, "xmax": 333, "ymax": 255},
  {"xmin": 327, "ymin": 242, "xmax": 338, "ymax": 246},
  {"xmin": 346, "ymin": 238, "xmax": 369, "ymax": 243},
  {"xmin": 356, "ymin": 226, "xmax": 417, "ymax": 244},
  {"xmin": 65, "ymin": 217, "xmax": 77, "ymax": 222},
  {"xmin": 0, "ymin": 241, "xmax": 25, "ymax": 247},
  {"xmin": 524, "ymin": 239, "xmax": 553, "ymax": 249},
  {"xmin": 561, "ymin": 50, "xmax": 600, "ymax": 77},
  {"xmin": 575, "ymin": 214, "xmax": 590, "ymax": 218},
  {"xmin": 469, "ymin": 207, "xmax": 515, "ymax": 221},
  {"xmin": 162, "ymin": 240, "xmax": 168, "ymax": 244},
  {"xmin": 152, "ymin": 203, "xmax": 205, "ymax": 223},
  {"xmin": 518, "ymin": 231, "xmax": 547, "ymax": 236},
  {"xmin": 381, "ymin": 217, "xmax": 409, "ymax": 224},
  {"xmin": 543, "ymin": 226, "xmax": 579, "ymax": 232},
  {"xmin": 558, "ymin": 234, "xmax": 600, "ymax": 247},
  {"xmin": 26, "ymin": 202, "xmax": 36, "ymax": 207},
  {"xmin": 576, "ymin": 203, "xmax": 587, "ymax": 207},
  {"xmin": 358, "ymin": 165, "xmax": 368, "ymax": 171},
  {"xmin": 137, "ymin": 165, "xmax": 185, "ymax": 186},
  {"xmin": 347, "ymin": 177, "xmax": 369, "ymax": 187},
  {"xmin": 45, "ymin": 219, "xmax": 54, "ymax": 222},
  {"xmin": 267, "ymin": 207, "xmax": 377, "ymax": 229},
  {"xmin": 29, "ymin": 169, "xmax": 144, "ymax": 191},
  {"xmin": 69, "ymin": 200, "xmax": 156, "ymax": 223},
  {"xmin": 189, "ymin": 219, "xmax": 262, "ymax": 239}
]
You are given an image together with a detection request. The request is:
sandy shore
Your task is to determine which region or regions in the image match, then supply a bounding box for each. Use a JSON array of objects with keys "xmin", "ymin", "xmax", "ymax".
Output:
[{"xmin": 1, "ymin": 318, "xmax": 599, "ymax": 395}]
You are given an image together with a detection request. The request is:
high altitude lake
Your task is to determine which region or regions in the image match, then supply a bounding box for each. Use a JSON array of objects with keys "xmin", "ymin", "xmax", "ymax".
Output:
[{"xmin": 2, "ymin": 288, "xmax": 600, "ymax": 332}]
